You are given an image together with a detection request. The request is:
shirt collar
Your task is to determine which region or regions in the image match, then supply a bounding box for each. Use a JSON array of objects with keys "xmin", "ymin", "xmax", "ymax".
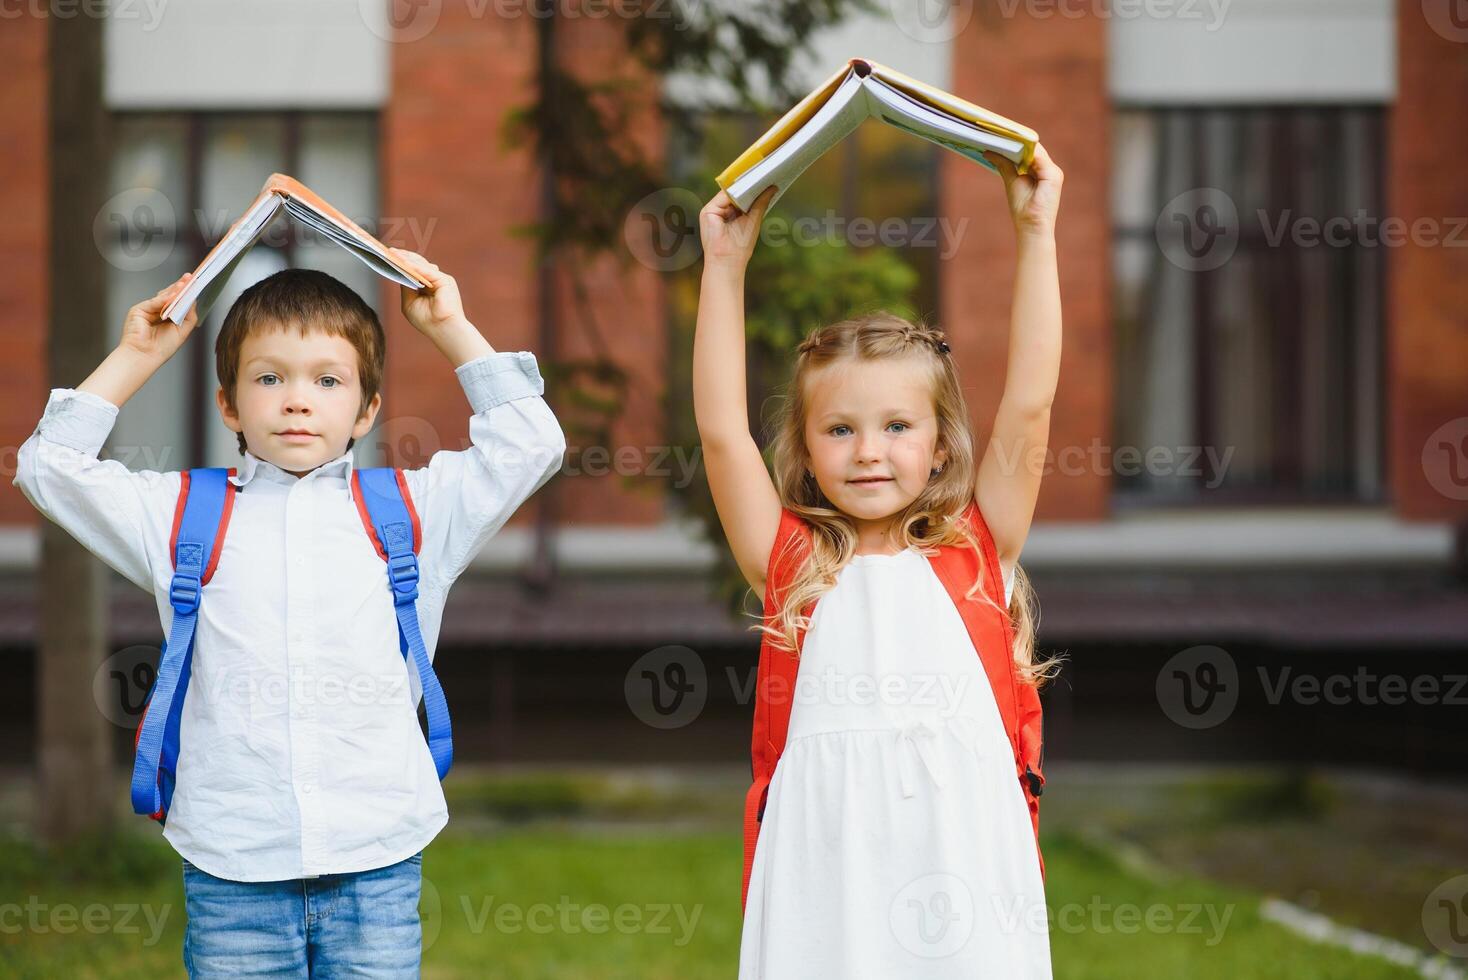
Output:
[{"xmin": 229, "ymin": 447, "xmax": 358, "ymax": 502}]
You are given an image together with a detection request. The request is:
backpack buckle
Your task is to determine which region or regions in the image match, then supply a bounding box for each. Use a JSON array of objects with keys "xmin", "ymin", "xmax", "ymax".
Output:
[
  {"xmin": 388, "ymin": 553, "xmax": 420, "ymax": 605},
  {"xmin": 169, "ymin": 571, "xmax": 202, "ymax": 615},
  {"xmin": 1025, "ymin": 765, "xmax": 1044, "ymax": 798}
]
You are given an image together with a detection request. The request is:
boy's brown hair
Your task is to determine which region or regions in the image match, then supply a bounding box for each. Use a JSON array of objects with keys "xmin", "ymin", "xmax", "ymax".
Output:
[{"xmin": 215, "ymin": 268, "xmax": 384, "ymax": 455}]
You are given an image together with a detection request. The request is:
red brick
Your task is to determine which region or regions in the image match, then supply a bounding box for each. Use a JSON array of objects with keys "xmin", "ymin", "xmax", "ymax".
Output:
[
  {"xmin": 943, "ymin": 10, "xmax": 1111, "ymax": 521},
  {"xmin": 1389, "ymin": 5, "xmax": 1468, "ymax": 520},
  {"xmin": 0, "ymin": 17, "xmax": 48, "ymax": 525}
]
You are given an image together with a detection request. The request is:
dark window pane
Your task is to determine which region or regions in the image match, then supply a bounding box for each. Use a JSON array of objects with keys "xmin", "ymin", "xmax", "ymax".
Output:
[{"xmin": 1112, "ymin": 106, "xmax": 1384, "ymax": 505}]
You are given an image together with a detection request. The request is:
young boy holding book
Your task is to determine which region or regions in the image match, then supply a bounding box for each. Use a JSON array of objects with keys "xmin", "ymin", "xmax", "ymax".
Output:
[{"xmin": 13, "ymin": 251, "xmax": 566, "ymax": 975}]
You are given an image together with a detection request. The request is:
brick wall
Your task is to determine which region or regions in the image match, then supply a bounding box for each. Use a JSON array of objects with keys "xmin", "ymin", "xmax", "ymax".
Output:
[
  {"xmin": 942, "ymin": 7, "xmax": 1112, "ymax": 521},
  {"xmin": 0, "ymin": 17, "xmax": 48, "ymax": 524},
  {"xmin": 381, "ymin": 6, "xmax": 665, "ymax": 530},
  {"xmin": 1389, "ymin": 6, "xmax": 1468, "ymax": 521}
]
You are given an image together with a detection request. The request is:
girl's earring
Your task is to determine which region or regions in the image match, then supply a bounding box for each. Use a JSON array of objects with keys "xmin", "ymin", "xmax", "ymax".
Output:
[{"xmin": 931, "ymin": 465, "xmax": 944, "ymax": 476}]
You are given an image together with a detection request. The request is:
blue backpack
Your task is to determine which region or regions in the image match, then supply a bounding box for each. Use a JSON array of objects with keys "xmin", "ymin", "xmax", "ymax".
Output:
[{"xmin": 129, "ymin": 466, "xmax": 453, "ymax": 824}]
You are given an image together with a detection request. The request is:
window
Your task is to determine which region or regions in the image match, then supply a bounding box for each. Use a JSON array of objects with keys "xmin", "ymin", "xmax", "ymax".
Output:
[
  {"xmin": 101, "ymin": 112, "xmax": 379, "ymax": 471},
  {"xmin": 1112, "ymin": 106, "xmax": 1386, "ymax": 505}
]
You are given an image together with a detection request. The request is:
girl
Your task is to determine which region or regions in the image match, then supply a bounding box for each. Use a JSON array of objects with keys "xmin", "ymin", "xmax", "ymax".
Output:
[{"xmin": 694, "ymin": 144, "xmax": 1065, "ymax": 978}]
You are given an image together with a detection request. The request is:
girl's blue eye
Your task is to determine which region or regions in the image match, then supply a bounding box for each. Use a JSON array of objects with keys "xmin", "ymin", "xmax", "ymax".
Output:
[
  {"xmin": 830, "ymin": 425, "xmax": 851, "ymax": 436},
  {"xmin": 888, "ymin": 422, "xmax": 910, "ymax": 433},
  {"xmin": 260, "ymin": 374, "xmax": 277, "ymax": 385}
]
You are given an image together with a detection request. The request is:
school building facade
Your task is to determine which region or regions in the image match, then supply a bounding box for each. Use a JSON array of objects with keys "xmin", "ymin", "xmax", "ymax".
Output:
[{"xmin": 1, "ymin": 1, "xmax": 1464, "ymax": 707}]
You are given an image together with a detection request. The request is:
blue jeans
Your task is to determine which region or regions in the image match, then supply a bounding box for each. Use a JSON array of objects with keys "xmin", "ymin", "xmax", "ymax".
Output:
[{"xmin": 181, "ymin": 851, "xmax": 423, "ymax": 978}]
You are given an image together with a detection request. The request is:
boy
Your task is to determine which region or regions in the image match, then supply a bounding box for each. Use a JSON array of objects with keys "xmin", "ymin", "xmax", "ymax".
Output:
[{"xmin": 12, "ymin": 251, "xmax": 566, "ymax": 976}]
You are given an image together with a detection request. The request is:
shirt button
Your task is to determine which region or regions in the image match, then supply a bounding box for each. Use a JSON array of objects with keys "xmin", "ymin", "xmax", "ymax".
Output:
[{"xmin": 302, "ymin": 784, "xmax": 314, "ymax": 795}]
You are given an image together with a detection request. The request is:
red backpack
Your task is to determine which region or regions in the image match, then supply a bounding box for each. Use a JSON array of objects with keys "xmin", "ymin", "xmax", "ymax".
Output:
[{"xmin": 742, "ymin": 499, "xmax": 1046, "ymax": 910}]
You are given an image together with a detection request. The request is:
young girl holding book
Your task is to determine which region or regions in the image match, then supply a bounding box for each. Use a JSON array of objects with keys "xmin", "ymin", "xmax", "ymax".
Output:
[{"xmin": 694, "ymin": 144, "xmax": 1065, "ymax": 978}]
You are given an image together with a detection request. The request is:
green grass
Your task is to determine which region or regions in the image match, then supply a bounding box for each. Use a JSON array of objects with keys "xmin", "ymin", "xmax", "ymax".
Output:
[{"xmin": 0, "ymin": 825, "xmax": 1431, "ymax": 979}]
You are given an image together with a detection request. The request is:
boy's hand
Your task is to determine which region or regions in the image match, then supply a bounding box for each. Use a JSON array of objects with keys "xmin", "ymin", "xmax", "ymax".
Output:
[
  {"xmin": 392, "ymin": 248, "xmax": 468, "ymax": 335},
  {"xmin": 699, "ymin": 186, "xmax": 777, "ymax": 272},
  {"xmin": 118, "ymin": 272, "xmax": 199, "ymax": 365},
  {"xmin": 984, "ymin": 142, "xmax": 1063, "ymax": 238}
]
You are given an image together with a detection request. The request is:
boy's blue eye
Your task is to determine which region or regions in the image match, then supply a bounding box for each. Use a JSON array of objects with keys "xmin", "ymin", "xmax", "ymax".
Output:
[{"xmin": 258, "ymin": 374, "xmax": 342, "ymax": 388}]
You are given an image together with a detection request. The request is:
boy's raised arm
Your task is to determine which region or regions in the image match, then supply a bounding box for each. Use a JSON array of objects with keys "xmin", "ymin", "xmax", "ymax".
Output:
[
  {"xmin": 79, "ymin": 274, "xmax": 200, "ymax": 408},
  {"xmin": 387, "ymin": 250, "xmax": 567, "ymax": 595},
  {"xmin": 12, "ymin": 274, "xmax": 199, "ymax": 594},
  {"xmin": 694, "ymin": 187, "xmax": 784, "ymax": 602}
]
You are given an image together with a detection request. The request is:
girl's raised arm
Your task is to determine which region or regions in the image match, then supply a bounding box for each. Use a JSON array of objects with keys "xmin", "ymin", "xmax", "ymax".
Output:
[
  {"xmin": 694, "ymin": 187, "xmax": 783, "ymax": 602},
  {"xmin": 974, "ymin": 144, "xmax": 1065, "ymax": 573}
]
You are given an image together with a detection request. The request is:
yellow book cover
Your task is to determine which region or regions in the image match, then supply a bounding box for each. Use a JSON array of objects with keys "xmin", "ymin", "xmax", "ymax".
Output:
[{"xmin": 716, "ymin": 58, "xmax": 1037, "ymax": 210}]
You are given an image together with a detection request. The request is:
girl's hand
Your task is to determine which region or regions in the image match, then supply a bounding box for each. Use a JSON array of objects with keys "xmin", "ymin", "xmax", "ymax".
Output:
[
  {"xmin": 118, "ymin": 272, "xmax": 199, "ymax": 365},
  {"xmin": 699, "ymin": 186, "xmax": 777, "ymax": 272},
  {"xmin": 392, "ymin": 248, "xmax": 468, "ymax": 335},
  {"xmin": 984, "ymin": 142, "xmax": 1063, "ymax": 238}
]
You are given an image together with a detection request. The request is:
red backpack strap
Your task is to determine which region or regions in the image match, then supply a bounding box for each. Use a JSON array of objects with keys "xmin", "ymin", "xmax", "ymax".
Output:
[
  {"xmin": 931, "ymin": 499, "xmax": 1021, "ymax": 746},
  {"xmin": 933, "ymin": 498, "xmax": 1047, "ymax": 880},
  {"xmin": 741, "ymin": 507, "xmax": 812, "ymax": 911}
]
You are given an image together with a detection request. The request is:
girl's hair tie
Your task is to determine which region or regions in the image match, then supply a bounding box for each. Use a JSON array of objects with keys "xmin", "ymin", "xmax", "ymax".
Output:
[{"xmin": 936, "ymin": 339, "xmax": 951, "ymax": 354}]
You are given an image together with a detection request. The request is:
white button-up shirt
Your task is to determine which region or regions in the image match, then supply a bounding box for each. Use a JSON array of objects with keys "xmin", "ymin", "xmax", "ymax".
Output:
[{"xmin": 13, "ymin": 351, "xmax": 566, "ymax": 881}]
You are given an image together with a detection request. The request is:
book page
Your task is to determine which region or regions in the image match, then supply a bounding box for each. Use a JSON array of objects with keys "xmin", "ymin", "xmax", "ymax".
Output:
[
  {"xmin": 282, "ymin": 198, "xmax": 422, "ymax": 288},
  {"xmin": 715, "ymin": 61, "xmax": 853, "ymax": 192},
  {"xmin": 726, "ymin": 70, "xmax": 871, "ymax": 212},
  {"xmin": 864, "ymin": 77, "xmax": 1025, "ymax": 171},
  {"xmin": 864, "ymin": 60, "xmax": 1036, "ymax": 150},
  {"xmin": 163, "ymin": 192, "xmax": 284, "ymax": 324}
]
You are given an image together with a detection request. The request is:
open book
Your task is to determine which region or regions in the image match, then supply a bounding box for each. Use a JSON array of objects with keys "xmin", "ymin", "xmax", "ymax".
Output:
[
  {"xmin": 716, "ymin": 58, "xmax": 1038, "ymax": 212},
  {"xmin": 162, "ymin": 173, "xmax": 428, "ymax": 324}
]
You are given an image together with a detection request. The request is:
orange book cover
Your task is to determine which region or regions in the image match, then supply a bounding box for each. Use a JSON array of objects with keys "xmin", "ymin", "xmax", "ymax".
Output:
[{"xmin": 163, "ymin": 173, "xmax": 428, "ymax": 324}]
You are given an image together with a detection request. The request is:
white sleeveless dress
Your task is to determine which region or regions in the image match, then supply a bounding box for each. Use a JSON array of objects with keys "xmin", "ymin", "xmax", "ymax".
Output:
[{"xmin": 738, "ymin": 547, "xmax": 1052, "ymax": 979}]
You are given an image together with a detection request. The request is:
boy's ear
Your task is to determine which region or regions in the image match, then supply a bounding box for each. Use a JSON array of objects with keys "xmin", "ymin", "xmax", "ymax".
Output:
[
  {"xmin": 352, "ymin": 392, "xmax": 383, "ymax": 440},
  {"xmin": 215, "ymin": 387, "xmax": 242, "ymax": 433}
]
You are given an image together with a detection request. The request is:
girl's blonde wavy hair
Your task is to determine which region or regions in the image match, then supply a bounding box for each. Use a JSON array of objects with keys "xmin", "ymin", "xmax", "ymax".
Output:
[{"xmin": 756, "ymin": 311, "xmax": 1061, "ymax": 689}]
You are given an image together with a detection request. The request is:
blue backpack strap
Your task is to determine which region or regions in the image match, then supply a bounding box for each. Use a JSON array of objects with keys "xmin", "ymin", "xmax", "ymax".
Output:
[
  {"xmin": 131, "ymin": 467, "xmax": 234, "ymax": 820},
  {"xmin": 352, "ymin": 467, "xmax": 453, "ymax": 780}
]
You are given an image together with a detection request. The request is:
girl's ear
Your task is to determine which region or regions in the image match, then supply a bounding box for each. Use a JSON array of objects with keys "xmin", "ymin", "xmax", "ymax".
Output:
[{"xmin": 933, "ymin": 443, "xmax": 950, "ymax": 469}]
